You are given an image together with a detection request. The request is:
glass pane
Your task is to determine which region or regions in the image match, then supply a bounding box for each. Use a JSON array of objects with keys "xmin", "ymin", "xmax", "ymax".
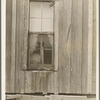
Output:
[
  {"xmin": 29, "ymin": 34, "xmax": 53, "ymax": 64},
  {"xmin": 42, "ymin": 2, "xmax": 53, "ymax": 18},
  {"xmin": 30, "ymin": 2, "xmax": 42, "ymax": 18},
  {"xmin": 42, "ymin": 34, "xmax": 53, "ymax": 48},
  {"xmin": 30, "ymin": 19, "xmax": 41, "ymax": 32},
  {"xmin": 42, "ymin": 34, "xmax": 53, "ymax": 64},
  {"xmin": 29, "ymin": 34, "xmax": 41, "ymax": 64},
  {"xmin": 44, "ymin": 50, "xmax": 52, "ymax": 64},
  {"xmin": 42, "ymin": 19, "xmax": 53, "ymax": 32}
]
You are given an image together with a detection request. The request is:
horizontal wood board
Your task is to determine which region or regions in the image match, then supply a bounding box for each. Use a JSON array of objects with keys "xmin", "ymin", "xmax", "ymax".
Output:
[{"xmin": 6, "ymin": 95, "xmax": 96, "ymax": 100}]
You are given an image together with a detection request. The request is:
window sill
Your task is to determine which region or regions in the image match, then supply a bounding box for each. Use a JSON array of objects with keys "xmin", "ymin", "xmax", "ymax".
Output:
[
  {"xmin": 21, "ymin": 67, "xmax": 58, "ymax": 72},
  {"xmin": 21, "ymin": 64, "xmax": 58, "ymax": 72}
]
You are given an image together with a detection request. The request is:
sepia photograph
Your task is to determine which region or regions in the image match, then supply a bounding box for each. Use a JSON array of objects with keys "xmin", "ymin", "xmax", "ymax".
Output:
[{"xmin": 2, "ymin": 0, "xmax": 98, "ymax": 100}]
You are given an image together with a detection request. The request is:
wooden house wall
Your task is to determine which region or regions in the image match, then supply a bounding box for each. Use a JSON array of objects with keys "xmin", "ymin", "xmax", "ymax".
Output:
[{"xmin": 6, "ymin": 0, "xmax": 96, "ymax": 95}]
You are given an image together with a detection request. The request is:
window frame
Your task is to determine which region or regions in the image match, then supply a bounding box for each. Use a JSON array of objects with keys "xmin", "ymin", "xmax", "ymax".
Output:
[
  {"xmin": 28, "ymin": 1, "xmax": 55, "ymax": 71},
  {"xmin": 21, "ymin": 0, "xmax": 59, "ymax": 71}
]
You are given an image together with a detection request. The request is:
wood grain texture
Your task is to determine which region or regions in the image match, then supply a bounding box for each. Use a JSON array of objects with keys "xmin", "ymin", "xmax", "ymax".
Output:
[
  {"xmin": 6, "ymin": 95, "xmax": 22, "ymax": 100},
  {"xmin": 16, "ymin": 0, "xmax": 21, "ymax": 93},
  {"xmin": 54, "ymin": 1, "xmax": 59, "ymax": 71},
  {"xmin": 63, "ymin": 0, "xmax": 72, "ymax": 93},
  {"xmin": 24, "ymin": 71, "xmax": 32, "ymax": 93},
  {"xmin": 92, "ymin": 0, "xmax": 96, "ymax": 94},
  {"xmin": 49, "ymin": 95, "xmax": 87, "ymax": 100},
  {"xmin": 47, "ymin": 72, "xmax": 58, "ymax": 94},
  {"xmin": 40, "ymin": 72, "xmax": 48, "ymax": 94},
  {"xmin": 16, "ymin": 0, "xmax": 27, "ymax": 93},
  {"xmin": 20, "ymin": 95, "xmax": 95, "ymax": 100},
  {"xmin": 19, "ymin": 71, "xmax": 25, "ymax": 93},
  {"xmin": 58, "ymin": 0, "xmax": 72, "ymax": 93},
  {"xmin": 19, "ymin": 0, "xmax": 25, "ymax": 93},
  {"xmin": 70, "ymin": 0, "xmax": 82, "ymax": 93},
  {"xmin": 21, "ymin": 95, "xmax": 32, "ymax": 100},
  {"xmin": 21, "ymin": 95, "xmax": 49, "ymax": 100},
  {"xmin": 10, "ymin": 0, "xmax": 16, "ymax": 93},
  {"xmin": 22, "ymin": 0, "xmax": 29, "ymax": 70},
  {"xmin": 75, "ymin": 0, "xmax": 82, "ymax": 93},
  {"xmin": 53, "ymin": 72, "xmax": 58, "ymax": 94},
  {"xmin": 35, "ymin": 72, "xmax": 42, "ymax": 92},
  {"xmin": 82, "ymin": 0, "xmax": 88, "ymax": 94},
  {"xmin": 6, "ymin": 95, "xmax": 96, "ymax": 100},
  {"xmin": 70, "ymin": 0, "xmax": 77, "ymax": 93},
  {"xmin": 87, "ymin": 0, "xmax": 93, "ymax": 93},
  {"xmin": 31, "ymin": 72, "xmax": 36, "ymax": 93},
  {"xmin": 58, "ymin": 0, "xmax": 64, "ymax": 93},
  {"xmin": 6, "ymin": 0, "xmax": 12, "ymax": 93},
  {"xmin": 47, "ymin": 72, "xmax": 54, "ymax": 93}
]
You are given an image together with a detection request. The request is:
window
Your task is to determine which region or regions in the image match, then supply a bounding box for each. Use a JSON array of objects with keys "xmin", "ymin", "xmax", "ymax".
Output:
[{"xmin": 28, "ymin": 0, "xmax": 55, "ymax": 71}]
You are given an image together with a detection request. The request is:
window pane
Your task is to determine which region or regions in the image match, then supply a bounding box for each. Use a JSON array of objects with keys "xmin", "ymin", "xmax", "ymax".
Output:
[
  {"xmin": 42, "ymin": 34, "xmax": 53, "ymax": 64},
  {"xmin": 30, "ymin": 1, "xmax": 54, "ymax": 32},
  {"xmin": 30, "ymin": 2, "xmax": 41, "ymax": 18},
  {"xmin": 42, "ymin": 34, "xmax": 53, "ymax": 48},
  {"xmin": 29, "ymin": 34, "xmax": 53, "ymax": 65},
  {"xmin": 42, "ymin": 2, "xmax": 53, "ymax": 18},
  {"xmin": 42, "ymin": 19, "xmax": 53, "ymax": 32},
  {"xmin": 44, "ymin": 50, "xmax": 52, "ymax": 64},
  {"xmin": 29, "ymin": 34, "xmax": 41, "ymax": 64},
  {"xmin": 30, "ymin": 19, "xmax": 41, "ymax": 32}
]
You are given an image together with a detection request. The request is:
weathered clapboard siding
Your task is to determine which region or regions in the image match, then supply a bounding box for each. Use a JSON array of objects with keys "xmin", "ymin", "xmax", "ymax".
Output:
[
  {"xmin": 75, "ymin": 0, "xmax": 82, "ymax": 94},
  {"xmin": 92, "ymin": 0, "xmax": 96, "ymax": 94},
  {"xmin": 58, "ymin": 0, "xmax": 72, "ymax": 93},
  {"xmin": 6, "ymin": 0, "xmax": 12, "ymax": 93},
  {"xmin": 24, "ymin": 72, "xmax": 32, "ymax": 93},
  {"xmin": 6, "ymin": 0, "xmax": 96, "ymax": 95},
  {"xmin": 40, "ymin": 72, "xmax": 48, "ymax": 94},
  {"xmin": 10, "ymin": 0, "xmax": 16, "ymax": 93},
  {"xmin": 54, "ymin": 0, "xmax": 59, "ymax": 71},
  {"xmin": 16, "ymin": 0, "xmax": 22, "ymax": 93},
  {"xmin": 35, "ymin": 72, "xmax": 42, "ymax": 92},
  {"xmin": 70, "ymin": 0, "xmax": 77, "ymax": 93},
  {"xmin": 82, "ymin": 0, "xmax": 96, "ymax": 94},
  {"xmin": 87, "ymin": 0, "xmax": 93, "ymax": 94},
  {"xmin": 47, "ymin": 72, "xmax": 54, "ymax": 93},
  {"xmin": 16, "ymin": 0, "xmax": 29, "ymax": 93},
  {"xmin": 19, "ymin": 0, "xmax": 25, "ymax": 93},
  {"xmin": 31, "ymin": 72, "xmax": 36, "ymax": 93},
  {"xmin": 70, "ymin": 0, "xmax": 82, "ymax": 93},
  {"xmin": 82, "ymin": 0, "xmax": 88, "ymax": 94},
  {"xmin": 47, "ymin": 72, "xmax": 59, "ymax": 94},
  {"xmin": 22, "ymin": 0, "xmax": 29, "ymax": 70}
]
